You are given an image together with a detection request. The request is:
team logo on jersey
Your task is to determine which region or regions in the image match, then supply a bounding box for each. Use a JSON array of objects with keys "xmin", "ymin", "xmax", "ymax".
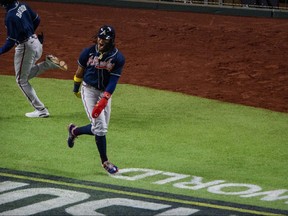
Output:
[
  {"xmin": 87, "ymin": 56, "xmax": 115, "ymax": 71},
  {"xmin": 16, "ymin": 5, "xmax": 27, "ymax": 18}
]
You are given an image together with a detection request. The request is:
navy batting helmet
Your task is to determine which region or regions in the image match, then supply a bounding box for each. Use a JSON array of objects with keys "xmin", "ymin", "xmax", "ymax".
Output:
[
  {"xmin": 93, "ymin": 25, "xmax": 116, "ymax": 52},
  {"xmin": 0, "ymin": 0, "xmax": 16, "ymax": 7},
  {"xmin": 97, "ymin": 25, "xmax": 115, "ymax": 41}
]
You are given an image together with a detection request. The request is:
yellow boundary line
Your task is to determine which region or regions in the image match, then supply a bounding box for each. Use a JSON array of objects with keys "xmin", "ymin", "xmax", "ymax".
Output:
[{"xmin": 0, "ymin": 172, "xmax": 284, "ymax": 216}]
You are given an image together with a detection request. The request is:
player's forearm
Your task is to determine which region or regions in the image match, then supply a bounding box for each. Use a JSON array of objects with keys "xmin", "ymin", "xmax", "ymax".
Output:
[
  {"xmin": 0, "ymin": 39, "xmax": 14, "ymax": 55},
  {"xmin": 105, "ymin": 75, "xmax": 120, "ymax": 95},
  {"xmin": 73, "ymin": 75, "xmax": 82, "ymax": 92},
  {"xmin": 72, "ymin": 66, "xmax": 84, "ymax": 97}
]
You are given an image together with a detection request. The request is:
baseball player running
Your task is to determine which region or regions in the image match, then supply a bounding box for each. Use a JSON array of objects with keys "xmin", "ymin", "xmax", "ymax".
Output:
[
  {"xmin": 0, "ymin": 0, "xmax": 67, "ymax": 118},
  {"xmin": 67, "ymin": 25, "xmax": 125, "ymax": 174}
]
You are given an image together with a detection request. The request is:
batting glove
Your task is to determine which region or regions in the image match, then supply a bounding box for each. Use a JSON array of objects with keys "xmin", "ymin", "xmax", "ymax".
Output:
[
  {"xmin": 74, "ymin": 92, "xmax": 81, "ymax": 98},
  {"xmin": 92, "ymin": 92, "xmax": 111, "ymax": 118}
]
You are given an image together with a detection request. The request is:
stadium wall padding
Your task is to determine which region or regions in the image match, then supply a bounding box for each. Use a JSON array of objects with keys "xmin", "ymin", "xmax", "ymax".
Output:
[{"xmin": 34, "ymin": 0, "xmax": 288, "ymax": 18}]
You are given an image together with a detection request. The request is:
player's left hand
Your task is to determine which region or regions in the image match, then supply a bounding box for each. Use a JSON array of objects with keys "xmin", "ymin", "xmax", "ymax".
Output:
[{"xmin": 92, "ymin": 92, "xmax": 111, "ymax": 118}]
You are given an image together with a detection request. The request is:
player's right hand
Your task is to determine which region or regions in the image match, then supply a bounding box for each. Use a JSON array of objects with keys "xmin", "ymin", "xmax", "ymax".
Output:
[{"xmin": 74, "ymin": 92, "xmax": 81, "ymax": 98}]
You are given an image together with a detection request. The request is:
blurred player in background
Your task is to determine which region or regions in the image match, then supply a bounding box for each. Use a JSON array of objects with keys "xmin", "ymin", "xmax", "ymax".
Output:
[
  {"xmin": 0, "ymin": 0, "xmax": 67, "ymax": 118},
  {"xmin": 67, "ymin": 25, "xmax": 125, "ymax": 175}
]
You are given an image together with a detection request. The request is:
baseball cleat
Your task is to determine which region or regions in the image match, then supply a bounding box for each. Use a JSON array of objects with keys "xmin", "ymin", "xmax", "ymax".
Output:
[
  {"xmin": 67, "ymin": 123, "xmax": 77, "ymax": 148},
  {"xmin": 46, "ymin": 55, "xmax": 68, "ymax": 71},
  {"xmin": 102, "ymin": 161, "xmax": 118, "ymax": 174},
  {"xmin": 25, "ymin": 108, "xmax": 49, "ymax": 118}
]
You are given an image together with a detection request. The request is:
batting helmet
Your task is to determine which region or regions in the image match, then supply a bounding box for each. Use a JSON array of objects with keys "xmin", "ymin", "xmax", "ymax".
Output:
[
  {"xmin": 93, "ymin": 25, "xmax": 116, "ymax": 52},
  {"xmin": 97, "ymin": 25, "xmax": 115, "ymax": 41},
  {"xmin": 0, "ymin": 0, "xmax": 16, "ymax": 7}
]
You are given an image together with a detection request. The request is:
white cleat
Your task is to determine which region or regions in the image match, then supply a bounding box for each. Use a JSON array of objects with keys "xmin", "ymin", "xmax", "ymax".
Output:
[
  {"xmin": 25, "ymin": 108, "xmax": 50, "ymax": 118},
  {"xmin": 46, "ymin": 55, "xmax": 68, "ymax": 71}
]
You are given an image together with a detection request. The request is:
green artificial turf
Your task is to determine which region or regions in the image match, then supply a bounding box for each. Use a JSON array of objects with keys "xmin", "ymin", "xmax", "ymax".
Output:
[{"xmin": 0, "ymin": 75, "xmax": 287, "ymax": 210}]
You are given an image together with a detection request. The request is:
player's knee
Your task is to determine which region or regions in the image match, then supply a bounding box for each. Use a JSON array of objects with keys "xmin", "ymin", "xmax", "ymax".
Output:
[
  {"xmin": 16, "ymin": 79, "xmax": 28, "ymax": 87},
  {"xmin": 91, "ymin": 125, "xmax": 107, "ymax": 136},
  {"xmin": 92, "ymin": 128, "xmax": 107, "ymax": 136}
]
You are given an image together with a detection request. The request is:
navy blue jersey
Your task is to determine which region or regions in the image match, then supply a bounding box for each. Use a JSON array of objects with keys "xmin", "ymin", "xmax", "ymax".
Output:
[
  {"xmin": 0, "ymin": 2, "xmax": 40, "ymax": 55},
  {"xmin": 0, "ymin": 1, "xmax": 40, "ymax": 54},
  {"xmin": 78, "ymin": 45, "xmax": 125, "ymax": 93},
  {"xmin": 5, "ymin": 1, "xmax": 39, "ymax": 43}
]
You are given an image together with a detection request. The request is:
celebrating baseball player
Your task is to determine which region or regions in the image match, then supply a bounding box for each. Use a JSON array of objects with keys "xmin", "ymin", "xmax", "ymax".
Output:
[
  {"xmin": 0, "ymin": 0, "xmax": 68, "ymax": 118},
  {"xmin": 67, "ymin": 25, "xmax": 125, "ymax": 175}
]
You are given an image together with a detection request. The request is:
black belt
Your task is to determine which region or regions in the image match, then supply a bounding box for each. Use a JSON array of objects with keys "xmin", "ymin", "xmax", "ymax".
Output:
[
  {"xmin": 18, "ymin": 34, "xmax": 37, "ymax": 44},
  {"xmin": 82, "ymin": 82, "xmax": 104, "ymax": 92}
]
